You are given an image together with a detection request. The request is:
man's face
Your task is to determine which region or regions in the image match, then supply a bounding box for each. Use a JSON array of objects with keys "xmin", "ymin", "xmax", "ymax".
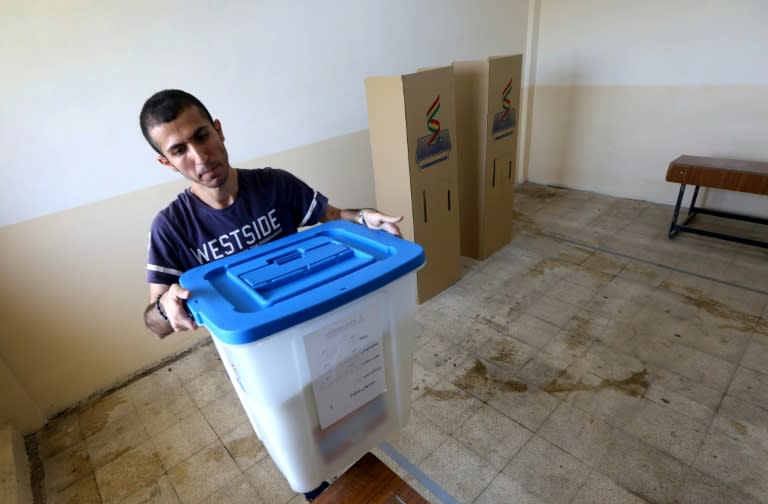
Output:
[{"xmin": 150, "ymin": 106, "xmax": 231, "ymax": 188}]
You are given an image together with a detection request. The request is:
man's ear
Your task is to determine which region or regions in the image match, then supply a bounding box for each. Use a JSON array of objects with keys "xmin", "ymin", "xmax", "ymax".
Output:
[
  {"xmin": 213, "ymin": 119, "xmax": 225, "ymax": 142},
  {"xmin": 157, "ymin": 156, "xmax": 177, "ymax": 172}
]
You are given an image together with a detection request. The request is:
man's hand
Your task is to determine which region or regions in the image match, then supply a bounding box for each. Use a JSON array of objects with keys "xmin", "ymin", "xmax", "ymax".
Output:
[
  {"xmin": 359, "ymin": 209, "xmax": 404, "ymax": 237},
  {"xmin": 145, "ymin": 283, "xmax": 197, "ymax": 338},
  {"xmin": 160, "ymin": 284, "xmax": 197, "ymax": 332},
  {"xmin": 323, "ymin": 205, "xmax": 404, "ymax": 237}
]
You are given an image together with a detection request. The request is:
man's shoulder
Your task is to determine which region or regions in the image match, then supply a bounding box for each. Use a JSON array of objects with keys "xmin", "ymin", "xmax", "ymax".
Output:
[
  {"xmin": 152, "ymin": 190, "xmax": 194, "ymax": 228},
  {"xmin": 238, "ymin": 166, "xmax": 289, "ymax": 182}
]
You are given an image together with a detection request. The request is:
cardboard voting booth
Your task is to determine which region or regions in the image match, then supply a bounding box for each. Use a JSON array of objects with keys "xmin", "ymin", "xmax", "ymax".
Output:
[
  {"xmin": 454, "ymin": 55, "xmax": 523, "ymax": 259},
  {"xmin": 365, "ymin": 66, "xmax": 462, "ymax": 303}
]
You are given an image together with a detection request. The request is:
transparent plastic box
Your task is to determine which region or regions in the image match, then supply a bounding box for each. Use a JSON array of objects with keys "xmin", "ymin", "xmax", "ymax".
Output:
[{"xmin": 180, "ymin": 221, "xmax": 425, "ymax": 492}]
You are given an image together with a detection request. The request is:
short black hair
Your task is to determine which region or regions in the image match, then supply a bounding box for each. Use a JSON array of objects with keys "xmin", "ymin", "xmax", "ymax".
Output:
[{"xmin": 139, "ymin": 89, "xmax": 214, "ymax": 154}]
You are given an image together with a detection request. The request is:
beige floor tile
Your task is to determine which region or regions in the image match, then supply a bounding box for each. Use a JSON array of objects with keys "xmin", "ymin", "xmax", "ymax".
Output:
[
  {"xmin": 571, "ymin": 471, "xmax": 650, "ymax": 504},
  {"xmin": 43, "ymin": 441, "xmax": 93, "ymax": 493},
  {"xmin": 79, "ymin": 389, "xmax": 136, "ymax": 438},
  {"xmin": 171, "ymin": 341, "xmax": 221, "ymax": 383},
  {"xmin": 524, "ymin": 296, "xmax": 582, "ymax": 328},
  {"xmin": 200, "ymin": 390, "xmax": 249, "ymax": 437},
  {"xmin": 488, "ymin": 382, "xmax": 561, "ymax": 431},
  {"xmin": 418, "ymin": 437, "xmax": 498, "ymax": 504},
  {"xmin": 470, "ymin": 295, "xmax": 527, "ymax": 334},
  {"xmin": 152, "ymin": 410, "xmax": 217, "ymax": 470},
  {"xmin": 463, "ymin": 324, "xmax": 538, "ymax": 373},
  {"xmin": 562, "ymin": 309, "xmax": 613, "ymax": 340},
  {"xmin": 585, "ymin": 278, "xmax": 653, "ymax": 322},
  {"xmin": 641, "ymin": 299, "xmax": 753, "ymax": 365},
  {"xmin": 581, "ymin": 251, "xmax": 629, "ymax": 275},
  {"xmin": 644, "ymin": 368, "xmax": 720, "ymax": 424},
  {"xmin": 37, "ymin": 412, "xmax": 83, "ymax": 460},
  {"xmin": 474, "ymin": 471, "xmax": 547, "ymax": 504},
  {"xmin": 623, "ymin": 330, "xmax": 738, "ymax": 392},
  {"xmin": 183, "ymin": 367, "xmax": 232, "ymax": 409},
  {"xmin": 167, "ymin": 440, "xmax": 241, "ymax": 504},
  {"xmin": 596, "ymin": 430, "xmax": 686, "ymax": 504},
  {"xmin": 47, "ymin": 475, "xmax": 102, "ymax": 504},
  {"xmin": 572, "ymin": 341, "xmax": 649, "ymax": 382},
  {"xmin": 412, "ymin": 337, "xmax": 472, "ymax": 377},
  {"xmin": 198, "ymin": 474, "xmax": 265, "ymax": 504},
  {"xmin": 453, "ymin": 404, "xmax": 532, "ymax": 470},
  {"xmin": 563, "ymin": 371, "xmax": 649, "ymax": 428},
  {"xmin": 121, "ymin": 475, "xmax": 180, "ymax": 504},
  {"xmin": 400, "ymin": 473, "xmax": 444, "ymax": 504},
  {"xmin": 660, "ymin": 272, "xmax": 767, "ymax": 318},
  {"xmin": 411, "ymin": 379, "xmax": 483, "ymax": 435},
  {"xmin": 385, "ymin": 409, "xmax": 449, "ymax": 465},
  {"xmin": 538, "ymin": 401, "xmax": 616, "ymax": 467},
  {"xmin": 220, "ymin": 421, "xmax": 267, "ymax": 471},
  {"xmin": 136, "ymin": 385, "xmax": 197, "ymax": 436},
  {"xmin": 562, "ymin": 266, "xmax": 616, "ymax": 291},
  {"xmin": 243, "ymin": 455, "xmax": 299, "ymax": 504},
  {"xmin": 85, "ymin": 409, "xmax": 149, "ymax": 470},
  {"xmin": 711, "ymin": 394, "xmax": 768, "ymax": 454},
  {"xmin": 727, "ymin": 365, "xmax": 768, "ymax": 410},
  {"xmin": 503, "ymin": 313, "xmax": 561, "ymax": 350},
  {"xmin": 123, "ymin": 367, "xmax": 183, "ymax": 407},
  {"xmin": 693, "ymin": 428, "xmax": 768, "ymax": 502},
  {"xmin": 617, "ymin": 259, "xmax": 671, "ymax": 287},
  {"xmin": 547, "ymin": 278, "xmax": 598, "ymax": 307},
  {"xmin": 755, "ymin": 317, "xmax": 768, "ymax": 344},
  {"xmin": 502, "ymin": 435, "xmax": 590, "ymax": 504},
  {"xmin": 741, "ymin": 339, "xmax": 768, "ymax": 373},
  {"xmin": 623, "ymin": 400, "xmax": 708, "ymax": 465},
  {"xmin": 410, "ymin": 361, "xmax": 441, "ymax": 401},
  {"xmin": 541, "ymin": 329, "xmax": 595, "ymax": 361},
  {"xmin": 94, "ymin": 440, "xmax": 164, "ymax": 504},
  {"xmin": 446, "ymin": 357, "xmax": 523, "ymax": 403},
  {"xmin": 675, "ymin": 467, "xmax": 764, "ymax": 504},
  {"xmin": 516, "ymin": 350, "xmax": 583, "ymax": 387}
]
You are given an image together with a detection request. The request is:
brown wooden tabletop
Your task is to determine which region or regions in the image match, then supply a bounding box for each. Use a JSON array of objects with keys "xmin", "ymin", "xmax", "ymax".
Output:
[
  {"xmin": 313, "ymin": 452, "xmax": 429, "ymax": 504},
  {"xmin": 666, "ymin": 155, "xmax": 768, "ymax": 195}
]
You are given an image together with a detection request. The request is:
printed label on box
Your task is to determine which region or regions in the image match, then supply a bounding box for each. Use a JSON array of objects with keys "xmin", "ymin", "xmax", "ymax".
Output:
[
  {"xmin": 304, "ymin": 300, "xmax": 387, "ymax": 429},
  {"xmin": 492, "ymin": 78, "xmax": 516, "ymax": 140},
  {"xmin": 416, "ymin": 94, "xmax": 452, "ymax": 169}
]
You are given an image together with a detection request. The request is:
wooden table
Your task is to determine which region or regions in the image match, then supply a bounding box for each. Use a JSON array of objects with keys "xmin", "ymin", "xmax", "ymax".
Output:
[
  {"xmin": 665, "ymin": 155, "xmax": 768, "ymax": 248},
  {"xmin": 313, "ymin": 453, "xmax": 429, "ymax": 504}
]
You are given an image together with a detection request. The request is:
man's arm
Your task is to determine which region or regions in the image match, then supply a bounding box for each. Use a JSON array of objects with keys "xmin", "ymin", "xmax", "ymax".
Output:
[
  {"xmin": 322, "ymin": 204, "xmax": 403, "ymax": 236},
  {"xmin": 144, "ymin": 283, "xmax": 197, "ymax": 338}
]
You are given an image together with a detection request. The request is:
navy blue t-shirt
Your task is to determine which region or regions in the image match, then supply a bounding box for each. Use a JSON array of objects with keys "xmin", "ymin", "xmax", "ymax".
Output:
[{"xmin": 147, "ymin": 168, "xmax": 328, "ymax": 285}]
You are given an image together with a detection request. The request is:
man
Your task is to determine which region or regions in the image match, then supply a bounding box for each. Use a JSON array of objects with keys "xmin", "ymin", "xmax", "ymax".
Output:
[{"xmin": 141, "ymin": 89, "xmax": 403, "ymax": 339}]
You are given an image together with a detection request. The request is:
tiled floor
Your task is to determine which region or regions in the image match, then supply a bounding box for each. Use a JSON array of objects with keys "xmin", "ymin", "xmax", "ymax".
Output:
[{"xmin": 34, "ymin": 183, "xmax": 768, "ymax": 503}]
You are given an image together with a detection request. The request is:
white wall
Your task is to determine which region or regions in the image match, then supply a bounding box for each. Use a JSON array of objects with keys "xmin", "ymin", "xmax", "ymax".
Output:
[
  {"xmin": 536, "ymin": 1, "xmax": 768, "ymax": 87},
  {"xmin": 1, "ymin": 0, "xmax": 528, "ymax": 227},
  {"xmin": 527, "ymin": 0, "xmax": 768, "ymax": 215}
]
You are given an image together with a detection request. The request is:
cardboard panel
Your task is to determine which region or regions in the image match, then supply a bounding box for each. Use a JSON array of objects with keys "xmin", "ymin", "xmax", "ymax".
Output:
[
  {"xmin": 453, "ymin": 61, "xmax": 488, "ymax": 259},
  {"xmin": 454, "ymin": 55, "xmax": 522, "ymax": 260},
  {"xmin": 402, "ymin": 67, "xmax": 461, "ymax": 302},
  {"xmin": 365, "ymin": 77, "xmax": 415, "ymax": 242},
  {"xmin": 366, "ymin": 67, "xmax": 462, "ymax": 303},
  {"xmin": 481, "ymin": 154, "xmax": 515, "ymax": 256}
]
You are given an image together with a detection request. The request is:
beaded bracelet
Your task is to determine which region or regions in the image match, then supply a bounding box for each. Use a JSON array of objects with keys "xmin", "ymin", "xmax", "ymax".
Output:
[{"xmin": 156, "ymin": 292, "xmax": 169, "ymax": 321}]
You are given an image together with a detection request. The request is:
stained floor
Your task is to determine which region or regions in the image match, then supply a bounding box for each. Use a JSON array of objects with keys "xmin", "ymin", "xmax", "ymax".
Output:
[{"xmin": 34, "ymin": 183, "xmax": 768, "ymax": 503}]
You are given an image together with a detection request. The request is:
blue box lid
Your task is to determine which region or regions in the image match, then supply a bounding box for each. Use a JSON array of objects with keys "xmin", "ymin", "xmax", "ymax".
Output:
[{"xmin": 179, "ymin": 221, "xmax": 425, "ymax": 345}]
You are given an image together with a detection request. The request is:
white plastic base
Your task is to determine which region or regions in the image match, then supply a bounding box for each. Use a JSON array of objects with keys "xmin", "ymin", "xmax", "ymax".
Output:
[{"xmin": 212, "ymin": 273, "xmax": 418, "ymax": 492}]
